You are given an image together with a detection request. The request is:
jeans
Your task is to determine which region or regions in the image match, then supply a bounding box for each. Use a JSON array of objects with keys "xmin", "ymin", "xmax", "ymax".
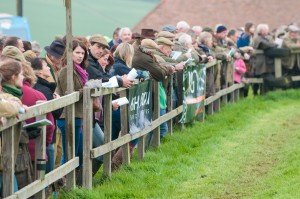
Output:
[
  {"xmin": 57, "ymin": 118, "xmax": 83, "ymax": 169},
  {"xmin": 111, "ymin": 108, "xmax": 121, "ymax": 141},
  {"xmin": 0, "ymin": 175, "xmax": 18, "ymax": 195},
  {"xmin": 93, "ymin": 123, "xmax": 104, "ymax": 162},
  {"xmin": 46, "ymin": 143, "xmax": 55, "ymax": 173},
  {"xmin": 159, "ymin": 108, "xmax": 168, "ymax": 139}
]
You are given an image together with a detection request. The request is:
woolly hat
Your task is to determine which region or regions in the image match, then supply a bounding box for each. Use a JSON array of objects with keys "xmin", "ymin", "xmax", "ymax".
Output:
[
  {"xmin": 23, "ymin": 50, "xmax": 37, "ymax": 62},
  {"xmin": 216, "ymin": 25, "xmax": 227, "ymax": 33},
  {"xmin": 162, "ymin": 24, "xmax": 177, "ymax": 33}
]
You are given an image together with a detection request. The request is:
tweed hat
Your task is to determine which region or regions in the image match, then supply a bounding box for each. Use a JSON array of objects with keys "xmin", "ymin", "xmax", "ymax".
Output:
[
  {"xmin": 141, "ymin": 29, "xmax": 157, "ymax": 40},
  {"xmin": 23, "ymin": 50, "xmax": 37, "ymax": 62},
  {"xmin": 44, "ymin": 40, "xmax": 66, "ymax": 59},
  {"xmin": 141, "ymin": 39, "xmax": 159, "ymax": 49},
  {"xmin": 156, "ymin": 37, "xmax": 174, "ymax": 46},
  {"xmin": 156, "ymin": 31, "xmax": 175, "ymax": 40},
  {"xmin": 2, "ymin": 46, "xmax": 26, "ymax": 63},
  {"xmin": 89, "ymin": 34, "xmax": 109, "ymax": 49}
]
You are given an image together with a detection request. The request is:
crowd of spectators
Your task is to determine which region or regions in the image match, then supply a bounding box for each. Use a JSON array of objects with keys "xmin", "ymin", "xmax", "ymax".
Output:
[{"xmin": 0, "ymin": 19, "xmax": 300, "ymax": 196}]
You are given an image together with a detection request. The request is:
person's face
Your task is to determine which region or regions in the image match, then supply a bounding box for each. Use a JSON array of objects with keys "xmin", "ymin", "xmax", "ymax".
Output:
[
  {"xmin": 161, "ymin": 45, "xmax": 172, "ymax": 56},
  {"xmin": 290, "ymin": 31, "xmax": 299, "ymax": 39},
  {"xmin": 39, "ymin": 60, "xmax": 51, "ymax": 79},
  {"xmin": 232, "ymin": 32, "xmax": 239, "ymax": 43},
  {"xmin": 120, "ymin": 30, "xmax": 132, "ymax": 43},
  {"xmin": 249, "ymin": 26, "xmax": 255, "ymax": 34},
  {"xmin": 205, "ymin": 38, "xmax": 213, "ymax": 48},
  {"xmin": 98, "ymin": 54, "xmax": 109, "ymax": 67},
  {"xmin": 72, "ymin": 46, "xmax": 85, "ymax": 65},
  {"xmin": 33, "ymin": 50, "xmax": 40, "ymax": 57},
  {"xmin": 12, "ymin": 70, "xmax": 24, "ymax": 88},
  {"xmin": 18, "ymin": 39, "xmax": 24, "ymax": 52},
  {"xmin": 217, "ymin": 31, "xmax": 227, "ymax": 39},
  {"xmin": 261, "ymin": 28, "xmax": 269, "ymax": 37},
  {"xmin": 48, "ymin": 54, "xmax": 62, "ymax": 66},
  {"xmin": 90, "ymin": 43, "xmax": 104, "ymax": 59}
]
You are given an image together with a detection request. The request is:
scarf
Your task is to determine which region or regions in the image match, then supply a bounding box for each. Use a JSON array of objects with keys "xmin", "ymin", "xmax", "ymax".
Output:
[
  {"xmin": 74, "ymin": 63, "xmax": 88, "ymax": 86},
  {"xmin": 2, "ymin": 84, "xmax": 23, "ymax": 99}
]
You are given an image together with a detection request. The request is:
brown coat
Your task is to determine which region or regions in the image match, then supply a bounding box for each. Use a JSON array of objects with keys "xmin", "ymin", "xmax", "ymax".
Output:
[
  {"xmin": 252, "ymin": 34, "xmax": 277, "ymax": 75},
  {"xmin": 56, "ymin": 66, "xmax": 84, "ymax": 119},
  {"xmin": 132, "ymin": 46, "xmax": 167, "ymax": 81},
  {"xmin": 281, "ymin": 35, "xmax": 300, "ymax": 69}
]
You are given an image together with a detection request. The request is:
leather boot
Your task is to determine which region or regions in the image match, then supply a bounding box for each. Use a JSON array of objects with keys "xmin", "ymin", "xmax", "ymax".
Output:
[{"xmin": 111, "ymin": 143, "xmax": 135, "ymax": 171}]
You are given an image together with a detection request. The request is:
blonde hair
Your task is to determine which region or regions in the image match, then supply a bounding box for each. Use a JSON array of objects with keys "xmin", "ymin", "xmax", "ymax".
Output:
[
  {"xmin": 22, "ymin": 62, "xmax": 37, "ymax": 86},
  {"xmin": 113, "ymin": 43, "xmax": 134, "ymax": 67}
]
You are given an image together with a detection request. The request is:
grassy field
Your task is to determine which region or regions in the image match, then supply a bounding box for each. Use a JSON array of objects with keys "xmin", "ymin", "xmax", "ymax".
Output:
[
  {"xmin": 0, "ymin": 0, "xmax": 158, "ymax": 51},
  {"xmin": 57, "ymin": 89, "xmax": 300, "ymax": 198}
]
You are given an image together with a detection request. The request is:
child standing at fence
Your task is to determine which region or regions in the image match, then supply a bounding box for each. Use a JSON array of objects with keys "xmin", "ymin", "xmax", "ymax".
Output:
[
  {"xmin": 56, "ymin": 39, "xmax": 88, "ymax": 184},
  {"xmin": 233, "ymin": 51, "xmax": 247, "ymax": 84}
]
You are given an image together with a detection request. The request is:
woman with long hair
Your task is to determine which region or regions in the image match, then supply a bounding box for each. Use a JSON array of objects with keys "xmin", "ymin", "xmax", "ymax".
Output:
[{"xmin": 56, "ymin": 39, "xmax": 89, "ymax": 174}]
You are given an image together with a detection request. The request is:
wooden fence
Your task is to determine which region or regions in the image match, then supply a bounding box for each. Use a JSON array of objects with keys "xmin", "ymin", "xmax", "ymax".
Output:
[
  {"xmin": 1, "ymin": 92, "xmax": 79, "ymax": 199},
  {"xmin": 2, "ymin": 50, "xmax": 300, "ymax": 198}
]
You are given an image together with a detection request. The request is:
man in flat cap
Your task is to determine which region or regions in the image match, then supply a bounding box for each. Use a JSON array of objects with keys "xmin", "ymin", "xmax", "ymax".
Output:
[
  {"xmin": 156, "ymin": 31, "xmax": 175, "ymax": 41},
  {"xmin": 87, "ymin": 34, "xmax": 133, "ymax": 86},
  {"xmin": 282, "ymin": 25, "xmax": 300, "ymax": 87}
]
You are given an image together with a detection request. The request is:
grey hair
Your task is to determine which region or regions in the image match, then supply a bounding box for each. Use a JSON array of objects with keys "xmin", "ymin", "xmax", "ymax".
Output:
[
  {"xmin": 178, "ymin": 33, "xmax": 192, "ymax": 47},
  {"xmin": 256, "ymin": 24, "xmax": 269, "ymax": 34},
  {"xmin": 118, "ymin": 27, "xmax": 132, "ymax": 37},
  {"xmin": 176, "ymin": 21, "xmax": 190, "ymax": 31}
]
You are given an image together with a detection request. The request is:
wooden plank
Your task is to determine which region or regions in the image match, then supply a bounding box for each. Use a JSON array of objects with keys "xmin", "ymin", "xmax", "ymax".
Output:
[
  {"xmin": 291, "ymin": 75, "xmax": 300, "ymax": 81},
  {"xmin": 152, "ymin": 81, "xmax": 160, "ymax": 147},
  {"xmin": 91, "ymin": 106, "xmax": 183, "ymax": 158},
  {"xmin": 2, "ymin": 126, "xmax": 15, "ymax": 198},
  {"xmin": 167, "ymin": 76, "xmax": 173, "ymax": 135},
  {"xmin": 120, "ymin": 90, "xmax": 130, "ymax": 165},
  {"xmin": 0, "ymin": 92, "xmax": 79, "ymax": 132},
  {"xmin": 91, "ymin": 87, "xmax": 126, "ymax": 97},
  {"xmin": 234, "ymin": 89, "xmax": 240, "ymax": 102},
  {"xmin": 274, "ymin": 58, "xmax": 282, "ymax": 78},
  {"xmin": 65, "ymin": 103, "xmax": 75, "ymax": 189},
  {"xmin": 247, "ymin": 78, "xmax": 263, "ymax": 84},
  {"xmin": 6, "ymin": 158, "xmax": 79, "ymax": 199},
  {"xmin": 82, "ymin": 88, "xmax": 93, "ymax": 188},
  {"xmin": 137, "ymin": 135, "xmax": 145, "ymax": 160},
  {"xmin": 205, "ymin": 59, "xmax": 220, "ymax": 69},
  {"xmin": 34, "ymin": 101, "xmax": 47, "ymax": 199},
  {"xmin": 103, "ymin": 94, "xmax": 112, "ymax": 176}
]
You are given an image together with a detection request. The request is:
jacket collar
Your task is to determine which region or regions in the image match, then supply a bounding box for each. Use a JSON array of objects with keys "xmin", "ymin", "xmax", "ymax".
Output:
[{"xmin": 36, "ymin": 77, "xmax": 57, "ymax": 92}]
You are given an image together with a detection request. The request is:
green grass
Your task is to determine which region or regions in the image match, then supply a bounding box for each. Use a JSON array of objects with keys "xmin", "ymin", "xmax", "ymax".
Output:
[{"xmin": 58, "ymin": 89, "xmax": 300, "ymax": 199}]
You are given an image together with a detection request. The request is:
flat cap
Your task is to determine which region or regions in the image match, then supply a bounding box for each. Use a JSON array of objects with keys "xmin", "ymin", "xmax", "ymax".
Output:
[
  {"xmin": 141, "ymin": 39, "xmax": 159, "ymax": 49},
  {"xmin": 156, "ymin": 31, "xmax": 175, "ymax": 39},
  {"xmin": 23, "ymin": 50, "xmax": 37, "ymax": 62},
  {"xmin": 89, "ymin": 34, "xmax": 109, "ymax": 48},
  {"xmin": 156, "ymin": 37, "xmax": 174, "ymax": 46},
  {"xmin": 2, "ymin": 46, "xmax": 26, "ymax": 62}
]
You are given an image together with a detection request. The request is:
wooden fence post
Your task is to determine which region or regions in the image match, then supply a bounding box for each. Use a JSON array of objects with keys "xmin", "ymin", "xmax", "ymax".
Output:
[
  {"xmin": 274, "ymin": 58, "xmax": 282, "ymax": 78},
  {"xmin": 152, "ymin": 81, "xmax": 160, "ymax": 147},
  {"xmin": 82, "ymin": 88, "xmax": 93, "ymax": 188},
  {"xmin": 234, "ymin": 88, "xmax": 240, "ymax": 103},
  {"xmin": 103, "ymin": 93, "xmax": 112, "ymax": 176},
  {"xmin": 167, "ymin": 76, "xmax": 173, "ymax": 135},
  {"xmin": 2, "ymin": 125, "xmax": 17, "ymax": 197},
  {"xmin": 34, "ymin": 101, "xmax": 47, "ymax": 199},
  {"xmin": 120, "ymin": 90, "xmax": 130, "ymax": 165}
]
